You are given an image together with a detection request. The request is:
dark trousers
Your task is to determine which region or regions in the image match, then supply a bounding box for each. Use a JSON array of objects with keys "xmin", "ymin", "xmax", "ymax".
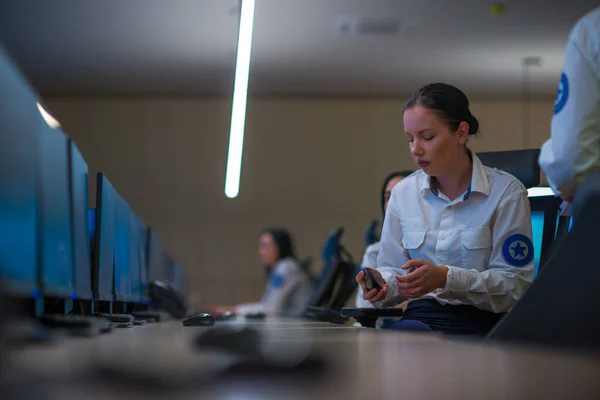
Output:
[{"xmin": 390, "ymin": 299, "xmax": 505, "ymax": 336}]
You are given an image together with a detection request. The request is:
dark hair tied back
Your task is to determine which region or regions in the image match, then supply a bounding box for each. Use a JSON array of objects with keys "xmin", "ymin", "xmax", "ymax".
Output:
[{"xmin": 404, "ymin": 83, "xmax": 479, "ymax": 136}]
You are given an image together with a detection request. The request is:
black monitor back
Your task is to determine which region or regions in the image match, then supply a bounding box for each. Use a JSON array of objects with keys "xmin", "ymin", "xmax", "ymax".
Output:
[
  {"xmin": 38, "ymin": 123, "xmax": 74, "ymax": 298},
  {"xmin": 92, "ymin": 173, "xmax": 116, "ymax": 301},
  {"xmin": 68, "ymin": 140, "xmax": 92, "ymax": 300},
  {"xmin": 0, "ymin": 47, "xmax": 41, "ymax": 297}
]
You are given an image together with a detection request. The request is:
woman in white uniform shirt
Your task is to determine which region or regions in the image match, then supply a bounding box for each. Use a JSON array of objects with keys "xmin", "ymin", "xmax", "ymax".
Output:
[
  {"xmin": 211, "ymin": 229, "xmax": 313, "ymax": 317},
  {"xmin": 356, "ymin": 83, "xmax": 535, "ymax": 335},
  {"xmin": 539, "ymin": 7, "xmax": 600, "ymax": 203}
]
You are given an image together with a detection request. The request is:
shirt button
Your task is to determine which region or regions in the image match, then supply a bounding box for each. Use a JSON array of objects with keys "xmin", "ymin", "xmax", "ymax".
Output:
[{"xmin": 440, "ymin": 232, "xmax": 447, "ymax": 240}]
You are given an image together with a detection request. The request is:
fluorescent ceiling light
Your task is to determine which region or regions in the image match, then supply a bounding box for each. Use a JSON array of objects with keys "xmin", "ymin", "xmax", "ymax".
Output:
[
  {"xmin": 225, "ymin": 0, "xmax": 255, "ymax": 199},
  {"xmin": 37, "ymin": 102, "xmax": 61, "ymax": 128}
]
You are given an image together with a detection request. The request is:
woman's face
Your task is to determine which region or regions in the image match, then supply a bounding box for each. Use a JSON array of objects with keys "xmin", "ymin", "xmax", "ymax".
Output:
[
  {"xmin": 403, "ymin": 105, "xmax": 469, "ymax": 177},
  {"xmin": 258, "ymin": 233, "xmax": 279, "ymax": 267},
  {"xmin": 383, "ymin": 176, "xmax": 405, "ymax": 211}
]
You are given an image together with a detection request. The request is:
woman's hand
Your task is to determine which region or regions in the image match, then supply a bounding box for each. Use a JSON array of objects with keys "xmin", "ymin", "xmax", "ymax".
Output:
[
  {"xmin": 355, "ymin": 267, "xmax": 388, "ymax": 304},
  {"xmin": 395, "ymin": 259, "xmax": 449, "ymax": 298}
]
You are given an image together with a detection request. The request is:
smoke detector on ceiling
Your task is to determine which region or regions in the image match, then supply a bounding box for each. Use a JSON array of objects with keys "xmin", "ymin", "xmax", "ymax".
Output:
[
  {"xmin": 334, "ymin": 15, "xmax": 416, "ymax": 36},
  {"xmin": 522, "ymin": 56, "xmax": 542, "ymax": 67}
]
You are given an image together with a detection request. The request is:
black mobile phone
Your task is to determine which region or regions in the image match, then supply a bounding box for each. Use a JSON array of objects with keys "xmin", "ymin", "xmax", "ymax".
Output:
[{"xmin": 362, "ymin": 268, "xmax": 382, "ymax": 291}]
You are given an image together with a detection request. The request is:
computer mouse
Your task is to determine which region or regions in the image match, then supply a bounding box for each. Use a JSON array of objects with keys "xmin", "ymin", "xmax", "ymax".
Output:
[
  {"xmin": 216, "ymin": 311, "xmax": 237, "ymax": 321},
  {"xmin": 182, "ymin": 312, "xmax": 216, "ymax": 327}
]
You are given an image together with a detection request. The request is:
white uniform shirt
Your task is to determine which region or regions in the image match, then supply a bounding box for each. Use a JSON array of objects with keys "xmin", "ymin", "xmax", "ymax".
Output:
[
  {"xmin": 355, "ymin": 242, "xmax": 381, "ymax": 307},
  {"xmin": 539, "ymin": 7, "xmax": 600, "ymax": 199},
  {"xmin": 376, "ymin": 154, "xmax": 534, "ymax": 313},
  {"xmin": 236, "ymin": 257, "xmax": 313, "ymax": 317}
]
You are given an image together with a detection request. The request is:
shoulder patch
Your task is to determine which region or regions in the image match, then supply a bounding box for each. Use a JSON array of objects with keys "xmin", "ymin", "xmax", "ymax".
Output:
[
  {"xmin": 271, "ymin": 274, "xmax": 285, "ymax": 288},
  {"xmin": 554, "ymin": 72, "xmax": 569, "ymax": 115},
  {"xmin": 502, "ymin": 234, "xmax": 534, "ymax": 267}
]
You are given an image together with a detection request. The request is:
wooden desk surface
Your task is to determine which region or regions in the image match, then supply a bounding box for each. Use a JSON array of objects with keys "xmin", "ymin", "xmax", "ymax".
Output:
[{"xmin": 4, "ymin": 318, "xmax": 600, "ymax": 399}]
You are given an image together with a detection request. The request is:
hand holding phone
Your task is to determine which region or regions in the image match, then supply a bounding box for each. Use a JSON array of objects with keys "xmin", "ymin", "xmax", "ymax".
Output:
[{"xmin": 361, "ymin": 267, "xmax": 382, "ymax": 291}]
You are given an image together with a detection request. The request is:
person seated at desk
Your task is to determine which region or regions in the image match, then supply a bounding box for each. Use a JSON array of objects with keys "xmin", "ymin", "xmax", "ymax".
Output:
[
  {"xmin": 355, "ymin": 170, "xmax": 413, "ymax": 308},
  {"xmin": 356, "ymin": 83, "xmax": 535, "ymax": 335},
  {"xmin": 209, "ymin": 228, "xmax": 313, "ymax": 318},
  {"xmin": 539, "ymin": 7, "xmax": 600, "ymax": 204}
]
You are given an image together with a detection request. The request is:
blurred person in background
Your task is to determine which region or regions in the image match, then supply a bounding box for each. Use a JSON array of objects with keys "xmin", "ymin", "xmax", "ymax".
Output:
[
  {"xmin": 208, "ymin": 228, "xmax": 314, "ymax": 317},
  {"xmin": 355, "ymin": 170, "xmax": 414, "ymax": 309}
]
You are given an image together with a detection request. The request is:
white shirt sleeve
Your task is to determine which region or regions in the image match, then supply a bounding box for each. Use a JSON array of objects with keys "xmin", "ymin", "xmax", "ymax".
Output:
[
  {"xmin": 374, "ymin": 194, "xmax": 412, "ymax": 307},
  {"xmin": 539, "ymin": 9, "xmax": 600, "ymax": 199},
  {"xmin": 437, "ymin": 186, "xmax": 535, "ymax": 313},
  {"xmin": 235, "ymin": 301, "xmax": 264, "ymax": 315}
]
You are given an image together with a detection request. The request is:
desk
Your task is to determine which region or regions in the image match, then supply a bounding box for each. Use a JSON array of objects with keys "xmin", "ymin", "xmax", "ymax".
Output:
[{"xmin": 4, "ymin": 318, "xmax": 600, "ymax": 399}]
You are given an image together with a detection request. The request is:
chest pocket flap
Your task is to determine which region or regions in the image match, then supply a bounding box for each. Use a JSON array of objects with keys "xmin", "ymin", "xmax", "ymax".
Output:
[
  {"xmin": 461, "ymin": 228, "xmax": 492, "ymax": 249},
  {"xmin": 402, "ymin": 229, "xmax": 426, "ymax": 249}
]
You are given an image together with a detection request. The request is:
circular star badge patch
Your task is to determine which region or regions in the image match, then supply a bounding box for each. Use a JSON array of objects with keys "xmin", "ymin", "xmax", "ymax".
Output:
[
  {"xmin": 554, "ymin": 73, "xmax": 569, "ymax": 115},
  {"xmin": 502, "ymin": 234, "xmax": 534, "ymax": 267}
]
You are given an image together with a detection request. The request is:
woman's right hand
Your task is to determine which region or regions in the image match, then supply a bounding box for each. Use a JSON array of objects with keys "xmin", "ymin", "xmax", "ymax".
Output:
[{"xmin": 355, "ymin": 267, "xmax": 388, "ymax": 304}]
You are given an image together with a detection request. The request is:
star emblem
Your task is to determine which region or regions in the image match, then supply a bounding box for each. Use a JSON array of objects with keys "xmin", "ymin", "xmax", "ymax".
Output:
[
  {"xmin": 509, "ymin": 240, "xmax": 528, "ymax": 260},
  {"xmin": 556, "ymin": 85, "xmax": 564, "ymax": 106}
]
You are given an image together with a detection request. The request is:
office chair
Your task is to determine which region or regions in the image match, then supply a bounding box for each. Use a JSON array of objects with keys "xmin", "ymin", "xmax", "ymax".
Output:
[
  {"xmin": 477, "ymin": 149, "xmax": 540, "ymax": 188},
  {"xmin": 486, "ymin": 171, "xmax": 600, "ymax": 352},
  {"xmin": 305, "ymin": 228, "xmax": 360, "ymax": 324},
  {"xmin": 342, "ymin": 149, "xmax": 558, "ymax": 327},
  {"xmin": 551, "ymin": 215, "xmax": 572, "ymax": 255},
  {"xmin": 364, "ymin": 219, "xmax": 380, "ymax": 247}
]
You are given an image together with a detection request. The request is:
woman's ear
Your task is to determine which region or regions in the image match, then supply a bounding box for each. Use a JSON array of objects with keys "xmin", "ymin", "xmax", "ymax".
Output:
[{"xmin": 456, "ymin": 121, "xmax": 469, "ymax": 145}]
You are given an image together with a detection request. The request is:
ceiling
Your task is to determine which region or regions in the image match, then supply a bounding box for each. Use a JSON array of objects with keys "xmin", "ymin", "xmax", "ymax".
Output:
[{"xmin": 0, "ymin": 0, "xmax": 597, "ymax": 97}]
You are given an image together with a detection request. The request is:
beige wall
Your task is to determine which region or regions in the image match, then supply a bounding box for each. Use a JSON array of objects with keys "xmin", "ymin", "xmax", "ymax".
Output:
[{"xmin": 45, "ymin": 96, "xmax": 554, "ymax": 307}]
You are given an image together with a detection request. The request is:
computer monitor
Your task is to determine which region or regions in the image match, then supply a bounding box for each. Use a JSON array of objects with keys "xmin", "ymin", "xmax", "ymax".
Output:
[
  {"xmin": 38, "ymin": 123, "xmax": 74, "ymax": 298},
  {"xmin": 168, "ymin": 259, "xmax": 187, "ymax": 298},
  {"xmin": 92, "ymin": 173, "xmax": 116, "ymax": 301},
  {"xmin": 88, "ymin": 208, "xmax": 96, "ymax": 263},
  {"xmin": 530, "ymin": 209, "xmax": 544, "ymax": 275},
  {"xmin": 68, "ymin": 140, "xmax": 92, "ymax": 300},
  {"xmin": 528, "ymin": 193, "xmax": 561, "ymax": 277},
  {"xmin": 114, "ymin": 194, "xmax": 133, "ymax": 303},
  {"xmin": 147, "ymin": 228, "xmax": 169, "ymax": 283},
  {"xmin": 0, "ymin": 47, "xmax": 41, "ymax": 297},
  {"xmin": 131, "ymin": 213, "xmax": 149, "ymax": 304}
]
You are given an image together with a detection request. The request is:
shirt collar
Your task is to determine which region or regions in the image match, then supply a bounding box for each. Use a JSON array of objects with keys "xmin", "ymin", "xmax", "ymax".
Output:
[
  {"xmin": 470, "ymin": 152, "xmax": 490, "ymax": 197},
  {"xmin": 420, "ymin": 152, "xmax": 490, "ymax": 200}
]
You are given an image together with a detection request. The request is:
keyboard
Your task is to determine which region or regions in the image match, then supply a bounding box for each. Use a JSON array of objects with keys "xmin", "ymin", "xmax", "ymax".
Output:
[
  {"xmin": 40, "ymin": 314, "xmax": 113, "ymax": 336},
  {"xmin": 131, "ymin": 310, "xmax": 161, "ymax": 322},
  {"xmin": 94, "ymin": 313, "xmax": 134, "ymax": 324}
]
